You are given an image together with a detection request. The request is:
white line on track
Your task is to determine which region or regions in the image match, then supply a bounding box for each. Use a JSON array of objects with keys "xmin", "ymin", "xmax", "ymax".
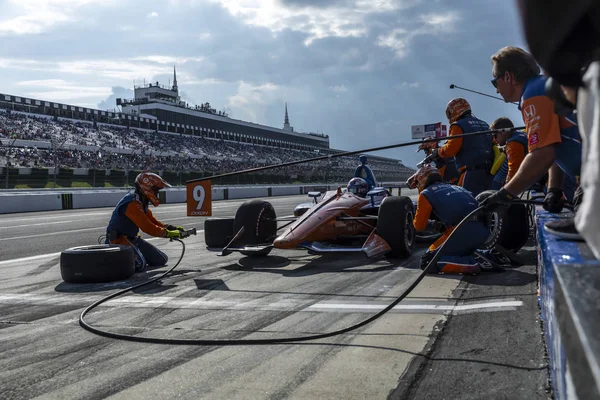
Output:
[
  {"xmin": 0, "ymin": 293, "xmax": 522, "ymax": 314},
  {"xmin": 0, "ymin": 227, "xmax": 104, "ymax": 241},
  {"xmin": 0, "ymin": 252, "xmax": 62, "ymax": 266},
  {"xmin": 6, "ymin": 220, "xmax": 78, "ymax": 229},
  {"xmin": 0, "ymin": 231, "xmax": 203, "ymax": 263},
  {"xmin": 308, "ymin": 301, "xmax": 524, "ymax": 312}
]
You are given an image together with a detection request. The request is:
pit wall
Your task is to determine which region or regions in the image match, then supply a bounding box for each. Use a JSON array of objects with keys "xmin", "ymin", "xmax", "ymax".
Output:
[
  {"xmin": 536, "ymin": 209, "xmax": 600, "ymax": 399},
  {"xmin": 0, "ymin": 183, "xmax": 407, "ymax": 214}
]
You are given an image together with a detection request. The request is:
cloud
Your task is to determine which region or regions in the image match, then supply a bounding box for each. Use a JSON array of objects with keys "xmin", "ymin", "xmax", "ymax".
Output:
[
  {"xmin": 16, "ymin": 78, "xmax": 112, "ymax": 101},
  {"xmin": 211, "ymin": 0, "xmax": 422, "ymax": 44},
  {"xmin": 0, "ymin": 56, "xmax": 204, "ymax": 82},
  {"xmin": 227, "ymin": 82, "xmax": 281, "ymax": 123},
  {"xmin": 376, "ymin": 11, "xmax": 460, "ymax": 57},
  {"xmin": 329, "ymin": 84, "xmax": 348, "ymax": 93},
  {"xmin": 147, "ymin": 11, "xmax": 159, "ymax": 18},
  {"xmin": 0, "ymin": 0, "xmax": 114, "ymax": 35},
  {"xmin": 98, "ymin": 86, "xmax": 133, "ymax": 111},
  {"xmin": 400, "ymin": 81, "xmax": 420, "ymax": 88}
]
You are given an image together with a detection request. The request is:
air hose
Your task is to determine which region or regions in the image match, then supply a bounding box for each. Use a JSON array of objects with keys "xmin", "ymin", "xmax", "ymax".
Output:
[{"xmin": 80, "ymin": 206, "xmax": 486, "ymax": 345}]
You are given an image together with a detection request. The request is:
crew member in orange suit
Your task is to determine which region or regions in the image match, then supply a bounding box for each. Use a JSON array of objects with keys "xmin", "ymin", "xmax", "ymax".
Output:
[
  {"xmin": 490, "ymin": 117, "xmax": 528, "ymax": 189},
  {"xmin": 105, "ymin": 172, "xmax": 184, "ymax": 271},
  {"xmin": 408, "ymin": 165, "xmax": 508, "ymax": 275},
  {"xmin": 434, "ymin": 98, "xmax": 494, "ymax": 196}
]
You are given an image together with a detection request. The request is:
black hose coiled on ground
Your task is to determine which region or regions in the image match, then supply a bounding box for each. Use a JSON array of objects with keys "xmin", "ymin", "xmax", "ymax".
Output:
[{"xmin": 80, "ymin": 207, "xmax": 485, "ymax": 345}]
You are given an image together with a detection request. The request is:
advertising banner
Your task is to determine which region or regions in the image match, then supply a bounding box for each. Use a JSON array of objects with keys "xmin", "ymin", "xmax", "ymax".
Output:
[
  {"xmin": 411, "ymin": 122, "xmax": 443, "ymax": 139},
  {"xmin": 440, "ymin": 124, "xmax": 447, "ymax": 138}
]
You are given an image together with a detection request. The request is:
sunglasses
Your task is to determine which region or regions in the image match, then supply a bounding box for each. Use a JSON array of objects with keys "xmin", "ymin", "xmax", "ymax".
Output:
[{"xmin": 491, "ymin": 75, "xmax": 500, "ymax": 89}]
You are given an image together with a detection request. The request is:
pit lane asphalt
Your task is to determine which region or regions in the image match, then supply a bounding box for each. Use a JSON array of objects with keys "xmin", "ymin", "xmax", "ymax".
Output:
[{"xmin": 0, "ymin": 193, "xmax": 550, "ymax": 399}]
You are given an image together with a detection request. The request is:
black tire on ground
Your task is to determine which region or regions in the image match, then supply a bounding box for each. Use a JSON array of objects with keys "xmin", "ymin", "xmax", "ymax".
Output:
[
  {"xmin": 60, "ymin": 244, "xmax": 135, "ymax": 283},
  {"xmin": 476, "ymin": 190, "xmax": 531, "ymax": 252},
  {"xmin": 240, "ymin": 247, "xmax": 273, "ymax": 257},
  {"xmin": 204, "ymin": 217, "xmax": 235, "ymax": 248},
  {"xmin": 234, "ymin": 200, "xmax": 278, "ymax": 246},
  {"xmin": 377, "ymin": 196, "xmax": 415, "ymax": 258}
]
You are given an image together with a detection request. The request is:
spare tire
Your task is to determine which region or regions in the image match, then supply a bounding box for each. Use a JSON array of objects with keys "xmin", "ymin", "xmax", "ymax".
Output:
[
  {"xmin": 204, "ymin": 217, "xmax": 235, "ymax": 248},
  {"xmin": 234, "ymin": 200, "xmax": 277, "ymax": 246},
  {"xmin": 60, "ymin": 245, "xmax": 135, "ymax": 283},
  {"xmin": 476, "ymin": 190, "xmax": 530, "ymax": 252},
  {"xmin": 377, "ymin": 196, "xmax": 415, "ymax": 258}
]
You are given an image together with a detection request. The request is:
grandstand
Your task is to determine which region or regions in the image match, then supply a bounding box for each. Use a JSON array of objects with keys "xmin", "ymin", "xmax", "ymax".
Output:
[{"xmin": 0, "ymin": 78, "xmax": 414, "ymax": 187}]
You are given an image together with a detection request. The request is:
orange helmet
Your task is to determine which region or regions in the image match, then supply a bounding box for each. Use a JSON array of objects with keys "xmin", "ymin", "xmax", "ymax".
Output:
[
  {"xmin": 407, "ymin": 164, "xmax": 441, "ymax": 192},
  {"xmin": 416, "ymin": 136, "xmax": 438, "ymax": 153},
  {"xmin": 445, "ymin": 98, "xmax": 471, "ymax": 124},
  {"xmin": 135, "ymin": 172, "xmax": 171, "ymax": 206}
]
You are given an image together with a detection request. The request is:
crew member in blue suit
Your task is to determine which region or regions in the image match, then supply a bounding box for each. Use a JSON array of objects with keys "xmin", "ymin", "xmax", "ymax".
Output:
[
  {"xmin": 408, "ymin": 164, "xmax": 508, "ymax": 275},
  {"xmin": 353, "ymin": 155, "xmax": 376, "ymax": 190},
  {"xmin": 106, "ymin": 172, "xmax": 184, "ymax": 271},
  {"xmin": 435, "ymin": 98, "xmax": 494, "ymax": 196}
]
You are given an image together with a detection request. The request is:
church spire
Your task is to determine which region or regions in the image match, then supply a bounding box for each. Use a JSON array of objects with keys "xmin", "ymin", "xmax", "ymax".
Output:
[
  {"xmin": 172, "ymin": 65, "xmax": 178, "ymax": 92},
  {"xmin": 283, "ymin": 102, "xmax": 293, "ymax": 132},
  {"xmin": 284, "ymin": 102, "xmax": 289, "ymax": 125}
]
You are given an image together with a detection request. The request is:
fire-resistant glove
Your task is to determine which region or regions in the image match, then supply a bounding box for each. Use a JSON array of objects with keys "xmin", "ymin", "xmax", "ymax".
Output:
[
  {"xmin": 479, "ymin": 188, "xmax": 516, "ymax": 213},
  {"xmin": 543, "ymin": 188, "xmax": 566, "ymax": 213},
  {"xmin": 165, "ymin": 224, "xmax": 185, "ymax": 232},
  {"xmin": 165, "ymin": 229, "xmax": 182, "ymax": 239}
]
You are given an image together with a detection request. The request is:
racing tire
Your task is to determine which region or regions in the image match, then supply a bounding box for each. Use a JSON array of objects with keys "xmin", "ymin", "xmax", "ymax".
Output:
[
  {"xmin": 204, "ymin": 217, "xmax": 235, "ymax": 248},
  {"xmin": 377, "ymin": 196, "xmax": 415, "ymax": 258},
  {"xmin": 234, "ymin": 200, "xmax": 278, "ymax": 246},
  {"xmin": 476, "ymin": 190, "xmax": 530, "ymax": 252},
  {"xmin": 60, "ymin": 245, "xmax": 135, "ymax": 283}
]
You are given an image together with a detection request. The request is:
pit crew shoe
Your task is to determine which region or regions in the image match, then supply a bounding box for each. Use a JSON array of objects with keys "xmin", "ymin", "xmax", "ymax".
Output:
[
  {"xmin": 544, "ymin": 217, "xmax": 584, "ymax": 241},
  {"xmin": 438, "ymin": 264, "xmax": 481, "ymax": 275},
  {"xmin": 473, "ymin": 251, "xmax": 506, "ymax": 272}
]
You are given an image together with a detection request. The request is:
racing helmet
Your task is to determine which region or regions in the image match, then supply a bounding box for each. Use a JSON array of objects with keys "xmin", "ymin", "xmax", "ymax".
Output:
[
  {"xmin": 134, "ymin": 172, "xmax": 171, "ymax": 207},
  {"xmin": 407, "ymin": 164, "xmax": 441, "ymax": 192},
  {"xmin": 416, "ymin": 136, "xmax": 438, "ymax": 153},
  {"xmin": 445, "ymin": 98, "xmax": 471, "ymax": 124},
  {"xmin": 347, "ymin": 177, "xmax": 369, "ymax": 198}
]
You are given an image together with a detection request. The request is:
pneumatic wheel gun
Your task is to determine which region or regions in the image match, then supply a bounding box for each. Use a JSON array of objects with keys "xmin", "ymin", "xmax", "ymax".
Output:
[{"xmin": 170, "ymin": 228, "xmax": 198, "ymax": 241}]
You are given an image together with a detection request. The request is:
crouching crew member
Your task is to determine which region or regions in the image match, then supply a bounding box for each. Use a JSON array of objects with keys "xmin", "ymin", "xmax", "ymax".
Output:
[
  {"xmin": 106, "ymin": 172, "xmax": 184, "ymax": 271},
  {"xmin": 408, "ymin": 165, "xmax": 508, "ymax": 275},
  {"xmin": 435, "ymin": 98, "xmax": 494, "ymax": 196}
]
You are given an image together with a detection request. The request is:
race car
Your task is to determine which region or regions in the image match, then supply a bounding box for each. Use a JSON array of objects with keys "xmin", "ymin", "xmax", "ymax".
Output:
[{"xmin": 203, "ymin": 186, "xmax": 416, "ymax": 259}]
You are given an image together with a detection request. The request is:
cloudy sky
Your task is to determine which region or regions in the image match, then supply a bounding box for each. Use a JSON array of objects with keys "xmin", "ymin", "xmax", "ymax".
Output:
[{"xmin": 0, "ymin": 0, "xmax": 528, "ymax": 167}]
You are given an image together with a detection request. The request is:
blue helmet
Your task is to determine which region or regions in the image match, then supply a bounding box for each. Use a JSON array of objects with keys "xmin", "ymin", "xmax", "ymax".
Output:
[
  {"xmin": 347, "ymin": 177, "xmax": 369, "ymax": 197},
  {"xmin": 359, "ymin": 155, "xmax": 368, "ymax": 165}
]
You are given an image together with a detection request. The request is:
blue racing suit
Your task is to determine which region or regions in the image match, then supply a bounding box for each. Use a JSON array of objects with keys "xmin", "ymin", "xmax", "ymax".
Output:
[{"xmin": 415, "ymin": 182, "xmax": 490, "ymax": 272}]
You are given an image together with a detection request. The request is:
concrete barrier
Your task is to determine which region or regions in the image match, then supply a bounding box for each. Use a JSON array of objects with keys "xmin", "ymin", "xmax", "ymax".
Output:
[
  {"xmin": 71, "ymin": 190, "xmax": 129, "ymax": 209},
  {"xmin": 0, "ymin": 192, "xmax": 63, "ymax": 213},
  {"xmin": 0, "ymin": 183, "xmax": 407, "ymax": 214},
  {"xmin": 226, "ymin": 186, "xmax": 269, "ymax": 200}
]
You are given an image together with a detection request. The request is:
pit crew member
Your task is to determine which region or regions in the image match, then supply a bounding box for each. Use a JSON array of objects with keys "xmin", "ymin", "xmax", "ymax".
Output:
[
  {"xmin": 409, "ymin": 165, "xmax": 508, "ymax": 275},
  {"xmin": 435, "ymin": 98, "xmax": 494, "ymax": 196},
  {"xmin": 416, "ymin": 136, "xmax": 460, "ymax": 184},
  {"xmin": 484, "ymin": 46, "xmax": 582, "ymax": 217},
  {"xmin": 105, "ymin": 172, "xmax": 184, "ymax": 271}
]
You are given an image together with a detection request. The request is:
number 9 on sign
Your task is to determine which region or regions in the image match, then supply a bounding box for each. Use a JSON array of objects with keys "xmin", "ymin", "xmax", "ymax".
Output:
[
  {"xmin": 193, "ymin": 185, "xmax": 205, "ymax": 210},
  {"xmin": 186, "ymin": 180, "xmax": 212, "ymax": 216}
]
